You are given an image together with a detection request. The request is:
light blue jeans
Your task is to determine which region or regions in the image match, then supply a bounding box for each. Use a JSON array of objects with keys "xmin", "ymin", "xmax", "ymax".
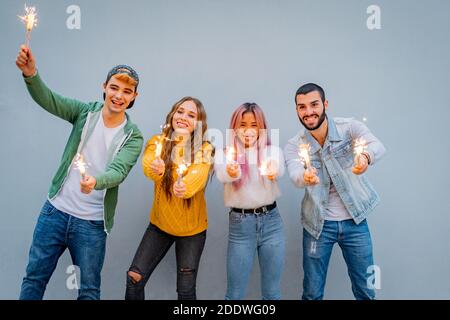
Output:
[
  {"xmin": 20, "ymin": 200, "xmax": 107, "ymax": 300},
  {"xmin": 225, "ymin": 207, "xmax": 285, "ymax": 300},
  {"xmin": 302, "ymin": 219, "xmax": 375, "ymax": 300}
]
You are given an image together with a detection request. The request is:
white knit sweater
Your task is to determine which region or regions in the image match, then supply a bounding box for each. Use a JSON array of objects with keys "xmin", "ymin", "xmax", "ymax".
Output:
[{"xmin": 214, "ymin": 145, "xmax": 285, "ymax": 209}]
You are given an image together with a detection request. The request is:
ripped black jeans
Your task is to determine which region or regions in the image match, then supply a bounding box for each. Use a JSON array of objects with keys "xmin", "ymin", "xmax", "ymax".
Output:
[{"xmin": 125, "ymin": 223, "xmax": 206, "ymax": 300}]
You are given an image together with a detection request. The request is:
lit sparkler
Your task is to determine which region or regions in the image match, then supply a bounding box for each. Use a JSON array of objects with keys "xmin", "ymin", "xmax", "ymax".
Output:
[
  {"xmin": 176, "ymin": 161, "xmax": 190, "ymax": 184},
  {"xmin": 298, "ymin": 143, "xmax": 312, "ymax": 171},
  {"xmin": 353, "ymin": 138, "xmax": 367, "ymax": 167},
  {"xmin": 74, "ymin": 153, "xmax": 88, "ymax": 180},
  {"xmin": 154, "ymin": 138, "xmax": 163, "ymax": 158},
  {"xmin": 225, "ymin": 146, "xmax": 236, "ymax": 165},
  {"xmin": 18, "ymin": 5, "xmax": 38, "ymax": 48}
]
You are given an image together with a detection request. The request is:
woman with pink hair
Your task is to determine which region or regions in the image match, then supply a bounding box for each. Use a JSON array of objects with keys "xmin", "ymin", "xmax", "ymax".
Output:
[{"xmin": 215, "ymin": 102, "xmax": 286, "ymax": 300}]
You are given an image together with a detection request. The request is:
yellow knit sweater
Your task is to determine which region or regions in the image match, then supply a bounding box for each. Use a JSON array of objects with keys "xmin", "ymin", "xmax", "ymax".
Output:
[{"xmin": 142, "ymin": 135, "xmax": 213, "ymax": 236}]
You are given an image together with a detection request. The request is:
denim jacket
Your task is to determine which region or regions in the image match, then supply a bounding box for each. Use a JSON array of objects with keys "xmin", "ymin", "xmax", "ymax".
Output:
[{"xmin": 284, "ymin": 117, "xmax": 386, "ymax": 239}]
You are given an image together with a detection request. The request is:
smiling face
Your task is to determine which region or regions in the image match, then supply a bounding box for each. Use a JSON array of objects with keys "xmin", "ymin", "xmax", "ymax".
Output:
[
  {"xmin": 296, "ymin": 91, "xmax": 328, "ymax": 131},
  {"xmin": 171, "ymin": 100, "xmax": 198, "ymax": 135},
  {"xmin": 236, "ymin": 111, "xmax": 259, "ymax": 148},
  {"xmin": 103, "ymin": 75, "xmax": 138, "ymax": 114}
]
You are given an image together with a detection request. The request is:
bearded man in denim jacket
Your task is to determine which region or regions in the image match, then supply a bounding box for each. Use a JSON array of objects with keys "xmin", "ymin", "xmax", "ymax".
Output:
[{"xmin": 284, "ymin": 83, "xmax": 386, "ymax": 300}]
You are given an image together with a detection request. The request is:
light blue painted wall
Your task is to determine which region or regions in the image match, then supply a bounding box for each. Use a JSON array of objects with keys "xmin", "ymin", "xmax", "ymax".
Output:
[{"xmin": 0, "ymin": 0, "xmax": 448, "ymax": 299}]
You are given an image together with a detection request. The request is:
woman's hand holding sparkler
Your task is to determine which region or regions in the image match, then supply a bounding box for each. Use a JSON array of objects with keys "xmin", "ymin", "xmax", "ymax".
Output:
[
  {"xmin": 150, "ymin": 158, "xmax": 165, "ymax": 176},
  {"xmin": 226, "ymin": 163, "xmax": 240, "ymax": 178},
  {"xmin": 266, "ymin": 162, "xmax": 279, "ymax": 181},
  {"xmin": 173, "ymin": 180, "xmax": 186, "ymax": 198},
  {"xmin": 259, "ymin": 159, "xmax": 279, "ymax": 181}
]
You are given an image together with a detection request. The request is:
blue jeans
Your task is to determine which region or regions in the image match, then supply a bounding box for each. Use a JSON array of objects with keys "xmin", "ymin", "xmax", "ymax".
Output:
[
  {"xmin": 20, "ymin": 200, "xmax": 107, "ymax": 300},
  {"xmin": 225, "ymin": 207, "xmax": 285, "ymax": 300},
  {"xmin": 302, "ymin": 219, "xmax": 375, "ymax": 300}
]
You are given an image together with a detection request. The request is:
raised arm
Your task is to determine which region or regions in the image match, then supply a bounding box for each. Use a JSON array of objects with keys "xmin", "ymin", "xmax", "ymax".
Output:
[{"xmin": 16, "ymin": 45, "xmax": 87, "ymax": 123}]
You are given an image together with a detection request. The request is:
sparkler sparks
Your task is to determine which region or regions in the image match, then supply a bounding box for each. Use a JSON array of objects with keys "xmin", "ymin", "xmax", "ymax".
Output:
[
  {"xmin": 74, "ymin": 153, "xmax": 88, "ymax": 180},
  {"xmin": 176, "ymin": 161, "xmax": 190, "ymax": 184},
  {"xmin": 298, "ymin": 144, "xmax": 312, "ymax": 171},
  {"xmin": 353, "ymin": 138, "xmax": 367, "ymax": 166},
  {"xmin": 18, "ymin": 5, "xmax": 38, "ymax": 48}
]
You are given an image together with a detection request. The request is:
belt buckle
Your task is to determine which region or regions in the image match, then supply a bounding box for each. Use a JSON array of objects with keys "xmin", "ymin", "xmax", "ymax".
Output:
[{"xmin": 254, "ymin": 206, "xmax": 268, "ymax": 215}]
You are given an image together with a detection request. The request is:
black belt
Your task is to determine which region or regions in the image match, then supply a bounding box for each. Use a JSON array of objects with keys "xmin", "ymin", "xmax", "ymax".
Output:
[{"xmin": 231, "ymin": 202, "xmax": 277, "ymax": 215}]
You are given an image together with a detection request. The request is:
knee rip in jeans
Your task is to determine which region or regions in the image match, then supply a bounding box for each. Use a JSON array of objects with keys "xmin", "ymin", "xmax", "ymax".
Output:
[
  {"xmin": 128, "ymin": 269, "xmax": 143, "ymax": 284},
  {"xmin": 179, "ymin": 267, "xmax": 195, "ymax": 275}
]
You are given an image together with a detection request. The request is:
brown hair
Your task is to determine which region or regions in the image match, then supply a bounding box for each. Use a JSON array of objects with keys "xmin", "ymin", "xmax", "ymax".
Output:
[{"xmin": 160, "ymin": 97, "xmax": 214, "ymax": 207}]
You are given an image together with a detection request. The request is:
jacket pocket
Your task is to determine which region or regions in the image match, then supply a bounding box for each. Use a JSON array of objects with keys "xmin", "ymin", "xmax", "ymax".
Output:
[
  {"xmin": 311, "ymin": 160, "xmax": 322, "ymax": 170},
  {"xmin": 332, "ymin": 141, "xmax": 354, "ymax": 168}
]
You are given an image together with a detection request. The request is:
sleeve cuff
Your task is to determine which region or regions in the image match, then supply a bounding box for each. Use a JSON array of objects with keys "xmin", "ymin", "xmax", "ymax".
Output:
[
  {"xmin": 364, "ymin": 150, "xmax": 374, "ymax": 165},
  {"xmin": 23, "ymin": 70, "xmax": 39, "ymax": 85}
]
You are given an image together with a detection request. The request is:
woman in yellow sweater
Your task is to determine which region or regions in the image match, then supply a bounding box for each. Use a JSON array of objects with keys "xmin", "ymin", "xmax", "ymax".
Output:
[{"xmin": 125, "ymin": 97, "xmax": 214, "ymax": 300}]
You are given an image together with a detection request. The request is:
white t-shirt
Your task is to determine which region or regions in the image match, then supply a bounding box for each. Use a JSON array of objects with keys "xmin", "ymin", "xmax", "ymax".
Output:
[
  {"xmin": 324, "ymin": 180, "xmax": 352, "ymax": 221},
  {"xmin": 50, "ymin": 115, "xmax": 127, "ymax": 221}
]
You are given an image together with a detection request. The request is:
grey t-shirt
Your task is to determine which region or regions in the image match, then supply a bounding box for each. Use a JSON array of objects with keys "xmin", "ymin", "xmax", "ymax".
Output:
[{"xmin": 50, "ymin": 115, "xmax": 126, "ymax": 221}]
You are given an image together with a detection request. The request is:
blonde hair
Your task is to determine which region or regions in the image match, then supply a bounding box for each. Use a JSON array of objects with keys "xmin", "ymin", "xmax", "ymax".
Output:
[{"xmin": 111, "ymin": 73, "xmax": 138, "ymax": 88}]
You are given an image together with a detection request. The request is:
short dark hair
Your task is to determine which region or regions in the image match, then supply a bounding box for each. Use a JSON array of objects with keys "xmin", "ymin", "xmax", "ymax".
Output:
[{"xmin": 295, "ymin": 83, "xmax": 326, "ymax": 104}]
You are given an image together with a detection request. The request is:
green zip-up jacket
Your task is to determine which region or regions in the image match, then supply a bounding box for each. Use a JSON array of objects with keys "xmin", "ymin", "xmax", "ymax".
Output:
[{"xmin": 24, "ymin": 72, "xmax": 144, "ymax": 234}]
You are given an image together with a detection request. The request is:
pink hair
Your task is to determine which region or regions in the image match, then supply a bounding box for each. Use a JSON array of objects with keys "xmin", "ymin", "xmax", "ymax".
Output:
[{"xmin": 227, "ymin": 103, "xmax": 271, "ymax": 190}]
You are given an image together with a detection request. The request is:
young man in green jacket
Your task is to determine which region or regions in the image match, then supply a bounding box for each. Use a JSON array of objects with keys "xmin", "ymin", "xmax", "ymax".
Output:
[{"xmin": 15, "ymin": 45, "xmax": 144, "ymax": 300}]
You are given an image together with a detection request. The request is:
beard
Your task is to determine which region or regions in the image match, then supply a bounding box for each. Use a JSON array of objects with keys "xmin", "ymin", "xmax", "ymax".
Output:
[{"xmin": 298, "ymin": 108, "xmax": 327, "ymax": 131}]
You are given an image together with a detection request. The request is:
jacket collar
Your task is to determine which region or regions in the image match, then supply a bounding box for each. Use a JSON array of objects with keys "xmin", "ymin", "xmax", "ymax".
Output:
[{"xmin": 299, "ymin": 116, "xmax": 342, "ymax": 154}]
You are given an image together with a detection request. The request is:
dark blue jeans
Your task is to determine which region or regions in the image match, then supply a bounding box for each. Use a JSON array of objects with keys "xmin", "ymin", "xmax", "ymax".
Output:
[
  {"xmin": 302, "ymin": 219, "xmax": 375, "ymax": 300},
  {"xmin": 125, "ymin": 223, "xmax": 206, "ymax": 300},
  {"xmin": 20, "ymin": 200, "xmax": 107, "ymax": 300}
]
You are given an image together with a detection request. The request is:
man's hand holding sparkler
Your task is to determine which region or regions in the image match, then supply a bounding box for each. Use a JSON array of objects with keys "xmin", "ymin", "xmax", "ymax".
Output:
[
  {"xmin": 299, "ymin": 144, "xmax": 319, "ymax": 186},
  {"xmin": 303, "ymin": 167, "xmax": 320, "ymax": 186},
  {"xmin": 352, "ymin": 152, "xmax": 370, "ymax": 175},
  {"xmin": 352, "ymin": 138, "xmax": 370, "ymax": 175},
  {"xmin": 80, "ymin": 175, "xmax": 96, "ymax": 194},
  {"xmin": 16, "ymin": 45, "xmax": 36, "ymax": 77}
]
